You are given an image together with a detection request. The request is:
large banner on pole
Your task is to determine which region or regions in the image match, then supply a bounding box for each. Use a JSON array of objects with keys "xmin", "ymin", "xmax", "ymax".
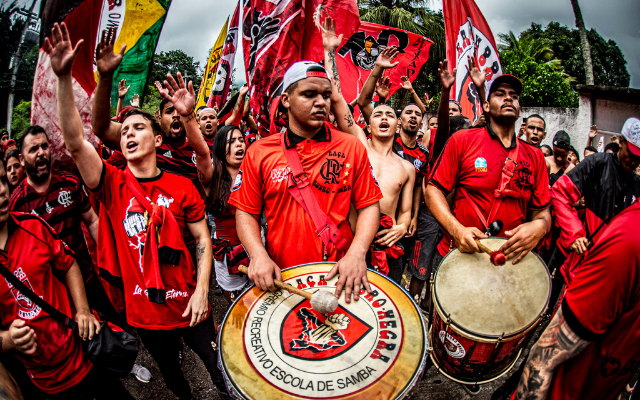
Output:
[
  {"xmin": 196, "ymin": 17, "xmax": 227, "ymax": 111},
  {"xmin": 333, "ymin": 22, "xmax": 433, "ymax": 104},
  {"xmin": 444, "ymin": 0, "xmax": 502, "ymax": 123}
]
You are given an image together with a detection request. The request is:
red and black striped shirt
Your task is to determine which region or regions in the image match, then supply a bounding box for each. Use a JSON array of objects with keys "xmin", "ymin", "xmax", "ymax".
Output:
[
  {"xmin": 156, "ymin": 141, "xmax": 198, "ymax": 183},
  {"xmin": 9, "ymin": 170, "xmax": 94, "ymax": 282}
]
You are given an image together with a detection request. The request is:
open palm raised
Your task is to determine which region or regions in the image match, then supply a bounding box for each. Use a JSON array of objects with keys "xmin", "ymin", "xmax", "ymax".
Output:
[{"xmin": 44, "ymin": 23, "xmax": 83, "ymax": 77}]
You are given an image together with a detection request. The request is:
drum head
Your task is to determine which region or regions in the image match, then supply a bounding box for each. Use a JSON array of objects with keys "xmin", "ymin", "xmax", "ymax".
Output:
[
  {"xmin": 219, "ymin": 263, "xmax": 427, "ymax": 400},
  {"xmin": 434, "ymin": 238, "xmax": 550, "ymax": 337}
]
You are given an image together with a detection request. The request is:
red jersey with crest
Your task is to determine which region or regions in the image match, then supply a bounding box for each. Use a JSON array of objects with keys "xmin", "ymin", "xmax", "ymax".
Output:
[
  {"xmin": 156, "ymin": 140, "xmax": 198, "ymax": 182},
  {"xmin": 9, "ymin": 170, "xmax": 95, "ymax": 283},
  {"xmin": 229, "ymin": 124, "xmax": 382, "ymax": 269},
  {"xmin": 0, "ymin": 213, "xmax": 92, "ymax": 393},
  {"xmin": 392, "ymin": 133, "xmax": 430, "ymax": 177},
  {"xmin": 429, "ymin": 126, "xmax": 550, "ymax": 256},
  {"xmin": 90, "ymin": 163, "xmax": 207, "ymax": 329}
]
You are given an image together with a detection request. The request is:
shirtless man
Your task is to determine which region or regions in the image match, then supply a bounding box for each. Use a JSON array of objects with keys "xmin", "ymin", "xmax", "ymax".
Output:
[
  {"xmin": 322, "ymin": 19, "xmax": 414, "ymax": 283},
  {"xmin": 546, "ymin": 130, "xmax": 574, "ymax": 187}
]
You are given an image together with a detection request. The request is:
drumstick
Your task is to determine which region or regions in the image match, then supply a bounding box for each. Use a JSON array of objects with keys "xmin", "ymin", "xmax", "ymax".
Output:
[
  {"xmin": 237, "ymin": 265, "xmax": 339, "ymax": 314},
  {"xmin": 474, "ymin": 239, "xmax": 506, "ymax": 266}
]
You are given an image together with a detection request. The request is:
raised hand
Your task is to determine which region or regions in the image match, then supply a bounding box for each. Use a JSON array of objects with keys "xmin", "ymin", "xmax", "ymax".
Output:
[
  {"xmin": 155, "ymin": 72, "xmax": 195, "ymax": 116},
  {"xmin": 44, "ymin": 23, "xmax": 83, "ymax": 77},
  {"xmin": 439, "ymin": 59, "xmax": 456, "ymax": 91},
  {"xmin": 423, "ymin": 92, "xmax": 434, "ymax": 108},
  {"xmin": 321, "ymin": 17, "xmax": 343, "ymax": 50},
  {"xmin": 95, "ymin": 27, "xmax": 126, "ymax": 77},
  {"xmin": 588, "ymin": 125, "xmax": 598, "ymax": 138},
  {"xmin": 467, "ymin": 55, "xmax": 486, "ymax": 90},
  {"xmin": 130, "ymin": 94, "xmax": 140, "ymax": 107},
  {"xmin": 400, "ymin": 75, "xmax": 413, "ymax": 91},
  {"xmin": 376, "ymin": 75, "xmax": 391, "ymax": 100},
  {"xmin": 375, "ymin": 46, "xmax": 400, "ymax": 69},
  {"xmin": 239, "ymin": 84, "xmax": 249, "ymax": 98},
  {"xmin": 118, "ymin": 79, "xmax": 130, "ymax": 98}
]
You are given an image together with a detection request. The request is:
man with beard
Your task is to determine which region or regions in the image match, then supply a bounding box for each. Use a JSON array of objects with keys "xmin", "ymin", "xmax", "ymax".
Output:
[
  {"xmin": 48, "ymin": 22, "xmax": 229, "ymax": 399},
  {"xmin": 4, "ymin": 150, "xmax": 25, "ymax": 194},
  {"xmin": 197, "ymin": 107, "xmax": 218, "ymax": 149},
  {"xmin": 427, "ymin": 75, "xmax": 550, "ymax": 263},
  {"xmin": 524, "ymin": 114, "xmax": 546, "ymax": 147}
]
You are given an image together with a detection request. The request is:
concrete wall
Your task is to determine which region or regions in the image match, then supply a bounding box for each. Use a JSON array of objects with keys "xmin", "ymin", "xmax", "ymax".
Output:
[{"xmin": 517, "ymin": 103, "xmax": 587, "ymax": 152}]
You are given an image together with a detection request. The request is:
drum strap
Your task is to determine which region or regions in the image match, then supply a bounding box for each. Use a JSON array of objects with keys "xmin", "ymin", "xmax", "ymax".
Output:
[
  {"xmin": 281, "ymin": 134, "xmax": 350, "ymax": 255},
  {"xmin": 459, "ymin": 141, "xmax": 519, "ymax": 231}
]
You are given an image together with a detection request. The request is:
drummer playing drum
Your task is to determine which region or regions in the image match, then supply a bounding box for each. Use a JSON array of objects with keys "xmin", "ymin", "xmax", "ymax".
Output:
[
  {"xmin": 425, "ymin": 75, "xmax": 552, "ymax": 393},
  {"xmin": 228, "ymin": 62, "xmax": 383, "ymax": 303}
]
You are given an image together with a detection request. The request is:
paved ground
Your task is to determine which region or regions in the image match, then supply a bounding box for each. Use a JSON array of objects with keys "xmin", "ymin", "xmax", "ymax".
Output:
[{"xmin": 121, "ymin": 281, "xmax": 536, "ymax": 400}]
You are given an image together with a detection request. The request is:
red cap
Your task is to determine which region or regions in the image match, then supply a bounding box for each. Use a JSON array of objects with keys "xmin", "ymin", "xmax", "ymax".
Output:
[{"xmin": 2, "ymin": 139, "xmax": 16, "ymax": 153}]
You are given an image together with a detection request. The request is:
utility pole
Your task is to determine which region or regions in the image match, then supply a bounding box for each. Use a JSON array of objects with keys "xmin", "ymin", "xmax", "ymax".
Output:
[{"xmin": 6, "ymin": 0, "xmax": 39, "ymax": 138}]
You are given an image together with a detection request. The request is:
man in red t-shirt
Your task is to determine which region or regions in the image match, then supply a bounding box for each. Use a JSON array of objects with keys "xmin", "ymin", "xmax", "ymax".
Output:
[
  {"xmin": 197, "ymin": 107, "xmax": 218, "ymax": 149},
  {"xmin": 49, "ymin": 23, "xmax": 229, "ymax": 399},
  {"xmin": 426, "ymin": 74, "xmax": 551, "ymax": 265},
  {"xmin": 229, "ymin": 61, "xmax": 382, "ymax": 303},
  {"xmin": 0, "ymin": 157, "xmax": 131, "ymax": 399},
  {"xmin": 514, "ymin": 200, "xmax": 640, "ymax": 400}
]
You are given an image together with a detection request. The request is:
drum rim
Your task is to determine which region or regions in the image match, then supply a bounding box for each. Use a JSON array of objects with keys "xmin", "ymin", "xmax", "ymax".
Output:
[
  {"xmin": 217, "ymin": 262, "xmax": 430, "ymax": 400},
  {"xmin": 432, "ymin": 238, "xmax": 551, "ymax": 339}
]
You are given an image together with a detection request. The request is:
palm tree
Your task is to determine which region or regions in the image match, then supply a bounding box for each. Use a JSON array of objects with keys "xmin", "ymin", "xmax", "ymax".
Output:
[
  {"xmin": 569, "ymin": 0, "xmax": 594, "ymax": 85},
  {"xmin": 498, "ymin": 31, "xmax": 561, "ymax": 69}
]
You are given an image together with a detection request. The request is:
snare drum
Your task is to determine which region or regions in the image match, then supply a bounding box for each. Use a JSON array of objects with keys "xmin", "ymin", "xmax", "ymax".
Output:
[
  {"xmin": 429, "ymin": 238, "xmax": 550, "ymax": 384},
  {"xmin": 218, "ymin": 262, "xmax": 428, "ymax": 399}
]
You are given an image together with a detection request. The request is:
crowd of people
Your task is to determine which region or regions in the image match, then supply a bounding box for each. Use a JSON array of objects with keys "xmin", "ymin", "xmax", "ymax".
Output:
[{"xmin": 0, "ymin": 18, "xmax": 639, "ymax": 400}]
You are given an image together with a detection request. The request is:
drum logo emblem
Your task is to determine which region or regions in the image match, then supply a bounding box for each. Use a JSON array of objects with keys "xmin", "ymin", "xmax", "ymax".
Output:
[
  {"xmin": 282, "ymin": 301, "xmax": 373, "ymax": 361},
  {"xmin": 439, "ymin": 330, "xmax": 466, "ymax": 359}
]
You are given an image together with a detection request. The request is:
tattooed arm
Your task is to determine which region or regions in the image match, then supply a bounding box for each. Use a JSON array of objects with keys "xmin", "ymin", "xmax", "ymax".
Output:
[
  {"xmin": 515, "ymin": 308, "xmax": 590, "ymax": 400},
  {"xmin": 185, "ymin": 219, "xmax": 213, "ymax": 327},
  {"xmin": 322, "ymin": 18, "xmax": 367, "ymax": 145},
  {"xmin": 356, "ymin": 46, "xmax": 399, "ymax": 124}
]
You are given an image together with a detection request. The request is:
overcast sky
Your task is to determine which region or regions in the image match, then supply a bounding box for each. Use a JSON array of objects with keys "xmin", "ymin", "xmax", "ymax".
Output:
[{"xmin": 152, "ymin": 0, "xmax": 639, "ymax": 89}]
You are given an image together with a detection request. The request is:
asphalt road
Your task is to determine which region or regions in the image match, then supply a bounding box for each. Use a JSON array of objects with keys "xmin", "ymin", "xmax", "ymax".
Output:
[{"xmin": 121, "ymin": 281, "xmax": 533, "ymax": 400}]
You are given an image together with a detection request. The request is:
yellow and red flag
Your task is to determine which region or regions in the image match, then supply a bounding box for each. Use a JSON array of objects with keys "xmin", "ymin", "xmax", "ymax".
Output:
[{"xmin": 196, "ymin": 17, "xmax": 228, "ymax": 111}]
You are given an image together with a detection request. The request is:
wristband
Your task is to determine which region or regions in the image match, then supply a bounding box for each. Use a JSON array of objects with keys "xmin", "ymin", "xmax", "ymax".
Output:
[
  {"xmin": 181, "ymin": 112, "xmax": 195, "ymax": 123},
  {"xmin": 119, "ymin": 96, "xmax": 125, "ymax": 99}
]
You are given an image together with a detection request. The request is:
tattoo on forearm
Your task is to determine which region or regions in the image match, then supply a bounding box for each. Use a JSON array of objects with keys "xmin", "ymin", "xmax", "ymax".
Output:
[
  {"xmin": 328, "ymin": 50, "xmax": 341, "ymax": 94},
  {"xmin": 195, "ymin": 243, "xmax": 206, "ymax": 276},
  {"xmin": 182, "ymin": 113, "xmax": 195, "ymax": 124},
  {"xmin": 344, "ymin": 113, "xmax": 354, "ymax": 127},
  {"xmin": 364, "ymin": 93, "xmax": 373, "ymax": 101},
  {"xmin": 514, "ymin": 309, "xmax": 589, "ymax": 400}
]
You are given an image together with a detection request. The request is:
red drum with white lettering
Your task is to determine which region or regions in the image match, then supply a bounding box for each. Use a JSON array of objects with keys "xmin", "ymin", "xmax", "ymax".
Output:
[
  {"xmin": 430, "ymin": 238, "xmax": 551, "ymax": 384},
  {"xmin": 218, "ymin": 262, "xmax": 428, "ymax": 399}
]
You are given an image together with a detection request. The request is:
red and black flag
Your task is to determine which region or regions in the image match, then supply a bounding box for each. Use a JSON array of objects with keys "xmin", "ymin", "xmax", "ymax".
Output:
[
  {"xmin": 331, "ymin": 22, "xmax": 433, "ymax": 104},
  {"xmin": 444, "ymin": 0, "xmax": 502, "ymax": 124},
  {"xmin": 242, "ymin": 0, "xmax": 360, "ymax": 137}
]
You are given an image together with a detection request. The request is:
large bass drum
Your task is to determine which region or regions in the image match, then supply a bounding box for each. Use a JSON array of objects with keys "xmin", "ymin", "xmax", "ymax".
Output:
[
  {"xmin": 218, "ymin": 262, "xmax": 428, "ymax": 399},
  {"xmin": 430, "ymin": 238, "xmax": 550, "ymax": 384}
]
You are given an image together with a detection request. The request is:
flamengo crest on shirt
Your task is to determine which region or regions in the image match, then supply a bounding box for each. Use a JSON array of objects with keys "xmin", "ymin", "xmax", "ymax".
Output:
[{"xmin": 5, "ymin": 268, "xmax": 41, "ymax": 320}]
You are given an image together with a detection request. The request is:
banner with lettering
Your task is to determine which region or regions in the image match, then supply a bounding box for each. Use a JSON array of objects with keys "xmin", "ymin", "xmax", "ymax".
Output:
[
  {"xmin": 333, "ymin": 22, "xmax": 433, "ymax": 104},
  {"xmin": 197, "ymin": 17, "xmax": 228, "ymax": 110},
  {"xmin": 33, "ymin": 0, "xmax": 172, "ymax": 168},
  {"xmin": 444, "ymin": 0, "xmax": 502, "ymax": 123},
  {"xmin": 208, "ymin": 2, "xmax": 239, "ymax": 109}
]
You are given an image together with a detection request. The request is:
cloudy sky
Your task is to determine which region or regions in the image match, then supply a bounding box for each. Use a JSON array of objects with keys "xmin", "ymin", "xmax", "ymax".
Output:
[{"xmin": 152, "ymin": 0, "xmax": 639, "ymax": 89}]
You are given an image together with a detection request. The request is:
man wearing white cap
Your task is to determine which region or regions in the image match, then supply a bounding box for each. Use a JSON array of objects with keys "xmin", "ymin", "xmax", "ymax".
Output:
[
  {"xmin": 551, "ymin": 117, "xmax": 640, "ymax": 286},
  {"xmin": 229, "ymin": 61, "xmax": 383, "ymax": 303},
  {"xmin": 197, "ymin": 108, "xmax": 218, "ymax": 149}
]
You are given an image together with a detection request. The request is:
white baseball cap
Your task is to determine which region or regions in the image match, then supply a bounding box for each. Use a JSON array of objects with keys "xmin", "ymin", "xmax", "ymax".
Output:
[
  {"xmin": 621, "ymin": 117, "xmax": 640, "ymax": 156},
  {"xmin": 282, "ymin": 61, "xmax": 331, "ymax": 93}
]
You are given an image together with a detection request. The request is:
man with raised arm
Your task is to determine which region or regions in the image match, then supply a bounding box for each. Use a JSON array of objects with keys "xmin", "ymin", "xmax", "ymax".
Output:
[
  {"xmin": 322, "ymin": 18, "xmax": 414, "ymax": 284},
  {"xmin": 229, "ymin": 39, "xmax": 382, "ymax": 303},
  {"xmin": 48, "ymin": 23, "xmax": 229, "ymax": 400}
]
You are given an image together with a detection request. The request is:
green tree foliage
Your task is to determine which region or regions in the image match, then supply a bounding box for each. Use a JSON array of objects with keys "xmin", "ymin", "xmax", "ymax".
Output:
[
  {"xmin": 524, "ymin": 22, "xmax": 629, "ymax": 87},
  {"xmin": 142, "ymin": 49, "xmax": 202, "ymax": 112},
  {"xmin": 498, "ymin": 31, "xmax": 561, "ymax": 71},
  {"xmin": 357, "ymin": 0, "xmax": 445, "ymax": 108},
  {"xmin": 500, "ymin": 50, "xmax": 578, "ymax": 108},
  {"xmin": 10, "ymin": 100, "xmax": 31, "ymax": 135}
]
